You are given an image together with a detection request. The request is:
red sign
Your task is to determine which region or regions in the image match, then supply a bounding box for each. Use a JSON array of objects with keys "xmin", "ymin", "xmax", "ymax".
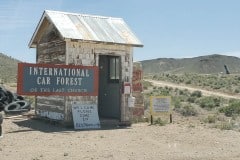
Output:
[{"xmin": 17, "ymin": 63, "xmax": 99, "ymax": 96}]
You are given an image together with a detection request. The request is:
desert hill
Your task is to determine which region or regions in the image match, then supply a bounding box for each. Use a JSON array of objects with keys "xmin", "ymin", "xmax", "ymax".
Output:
[
  {"xmin": 0, "ymin": 52, "xmax": 20, "ymax": 83},
  {"xmin": 141, "ymin": 54, "xmax": 240, "ymax": 74}
]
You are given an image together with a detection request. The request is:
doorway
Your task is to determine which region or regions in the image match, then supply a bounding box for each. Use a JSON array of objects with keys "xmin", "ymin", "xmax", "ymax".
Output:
[{"xmin": 98, "ymin": 55, "xmax": 121, "ymax": 119}]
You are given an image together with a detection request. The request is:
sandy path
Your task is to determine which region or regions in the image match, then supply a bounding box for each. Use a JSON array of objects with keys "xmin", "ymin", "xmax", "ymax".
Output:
[
  {"xmin": 145, "ymin": 79, "xmax": 240, "ymax": 99},
  {"xmin": 0, "ymin": 117, "xmax": 240, "ymax": 160}
]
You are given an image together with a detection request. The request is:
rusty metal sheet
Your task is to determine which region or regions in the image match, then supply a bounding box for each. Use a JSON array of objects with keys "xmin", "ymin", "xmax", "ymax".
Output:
[{"xmin": 29, "ymin": 10, "xmax": 143, "ymax": 48}]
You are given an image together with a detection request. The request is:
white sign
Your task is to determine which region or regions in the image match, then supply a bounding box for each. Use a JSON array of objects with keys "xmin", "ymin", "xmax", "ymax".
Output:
[
  {"xmin": 72, "ymin": 103, "xmax": 100, "ymax": 129},
  {"xmin": 124, "ymin": 85, "xmax": 131, "ymax": 94},
  {"xmin": 151, "ymin": 96, "xmax": 171, "ymax": 112}
]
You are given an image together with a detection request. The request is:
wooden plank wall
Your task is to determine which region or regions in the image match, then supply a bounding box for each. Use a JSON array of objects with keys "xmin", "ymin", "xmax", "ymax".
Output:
[
  {"xmin": 36, "ymin": 40, "xmax": 66, "ymax": 121},
  {"xmin": 37, "ymin": 40, "xmax": 66, "ymax": 64}
]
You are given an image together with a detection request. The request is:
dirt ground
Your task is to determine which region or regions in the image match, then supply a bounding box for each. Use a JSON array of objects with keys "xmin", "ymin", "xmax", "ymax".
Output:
[{"xmin": 1, "ymin": 114, "xmax": 240, "ymax": 160}]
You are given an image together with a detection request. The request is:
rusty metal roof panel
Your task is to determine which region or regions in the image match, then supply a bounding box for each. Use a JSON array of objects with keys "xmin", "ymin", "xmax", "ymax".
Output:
[
  {"xmin": 81, "ymin": 16, "xmax": 108, "ymax": 42},
  {"xmin": 29, "ymin": 10, "xmax": 143, "ymax": 47},
  {"xmin": 46, "ymin": 11, "xmax": 83, "ymax": 40}
]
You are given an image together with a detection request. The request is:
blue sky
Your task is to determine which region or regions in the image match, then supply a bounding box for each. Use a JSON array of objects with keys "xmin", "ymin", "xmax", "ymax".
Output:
[{"xmin": 0, "ymin": 0, "xmax": 240, "ymax": 63}]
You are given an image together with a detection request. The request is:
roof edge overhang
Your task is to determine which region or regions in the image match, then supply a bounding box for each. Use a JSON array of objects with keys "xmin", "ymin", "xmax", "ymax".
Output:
[
  {"xmin": 28, "ymin": 11, "xmax": 46, "ymax": 48},
  {"xmin": 65, "ymin": 38, "xmax": 143, "ymax": 47},
  {"xmin": 29, "ymin": 10, "xmax": 65, "ymax": 48}
]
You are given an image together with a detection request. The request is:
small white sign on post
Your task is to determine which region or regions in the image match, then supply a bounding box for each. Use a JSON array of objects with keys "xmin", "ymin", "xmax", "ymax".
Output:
[
  {"xmin": 150, "ymin": 96, "xmax": 171, "ymax": 114},
  {"xmin": 150, "ymin": 96, "xmax": 172, "ymax": 124},
  {"xmin": 72, "ymin": 103, "xmax": 100, "ymax": 129}
]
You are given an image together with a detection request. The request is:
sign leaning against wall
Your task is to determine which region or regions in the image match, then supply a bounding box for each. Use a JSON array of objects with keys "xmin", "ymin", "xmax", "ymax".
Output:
[
  {"xmin": 72, "ymin": 103, "xmax": 100, "ymax": 129},
  {"xmin": 17, "ymin": 63, "xmax": 99, "ymax": 96}
]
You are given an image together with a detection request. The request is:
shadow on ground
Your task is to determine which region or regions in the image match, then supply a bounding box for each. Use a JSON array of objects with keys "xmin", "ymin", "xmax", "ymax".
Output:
[{"xmin": 9, "ymin": 118, "xmax": 130, "ymax": 133}]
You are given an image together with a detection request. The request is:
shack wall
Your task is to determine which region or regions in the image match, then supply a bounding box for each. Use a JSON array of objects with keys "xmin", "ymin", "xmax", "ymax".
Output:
[
  {"xmin": 35, "ymin": 39, "xmax": 133, "ymax": 125},
  {"xmin": 64, "ymin": 41, "xmax": 133, "ymax": 125}
]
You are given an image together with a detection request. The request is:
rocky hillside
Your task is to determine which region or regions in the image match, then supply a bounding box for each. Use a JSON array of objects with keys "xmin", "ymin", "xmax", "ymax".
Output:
[
  {"xmin": 0, "ymin": 53, "xmax": 20, "ymax": 83},
  {"xmin": 141, "ymin": 54, "xmax": 240, "ymax": 74}
]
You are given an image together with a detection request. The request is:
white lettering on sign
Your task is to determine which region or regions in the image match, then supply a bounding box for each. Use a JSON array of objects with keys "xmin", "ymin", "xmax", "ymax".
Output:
[
  {"xmin": 18, "ymin": 63, "xmax": 98, "ymax": 96},
  {"xmin": 56, "ymin": 77, "xmax": 82, "ymax": 85},
  {"xmin": 72, "ymin": 103, "xmax": 100, "ymax": 129},
  {"xmin": 28, "ymin": 67, "xmax": 89, "ymax": 87},
  {"xmin": 37, "ymin": 77, "xmax": 51, "ymax": 85},
  {"xmin": 29, "ymin": 67, "xmax": 90, "ymax": 77}
]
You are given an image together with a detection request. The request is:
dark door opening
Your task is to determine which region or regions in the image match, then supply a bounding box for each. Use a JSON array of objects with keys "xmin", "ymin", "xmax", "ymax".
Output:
[{"xmin": 98, "ymin": 55, "xmax": 121, "ymax": 119}]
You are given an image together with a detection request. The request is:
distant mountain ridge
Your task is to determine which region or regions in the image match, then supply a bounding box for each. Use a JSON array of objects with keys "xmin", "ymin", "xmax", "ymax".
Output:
[
  {"xmin": 0, "ymin": 52, "xmax": 21, "ymax": 83},
  {"xmin": 141, "ymin": 54, "xmax": 240, "ymax": 74},
  {"xmin": 1, "ymin": 53, "xmax": 240, "ymax": 84}
]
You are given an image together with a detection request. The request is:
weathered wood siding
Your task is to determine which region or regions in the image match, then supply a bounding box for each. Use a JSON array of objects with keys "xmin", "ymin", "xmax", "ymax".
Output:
[
  {"xmin": 37, "ymin": 40, "xmax": 66, "ymax": 64},
  {"xmin": 35, "ymin": 26, "xmax": 67, "ymax": 121},
  {"xmin": 35, "ymin": 96, "xmax": 65, "ymax": 120}
]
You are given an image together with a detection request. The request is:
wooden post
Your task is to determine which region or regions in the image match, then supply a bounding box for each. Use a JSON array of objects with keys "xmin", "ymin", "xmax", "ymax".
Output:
[
  {"xmin": 150, "ymin": 115, "xmax": 153, "ymax": 125},
  {"xmin": 170, "ymin": 114, "xmax": 172, "ymax": 123}
]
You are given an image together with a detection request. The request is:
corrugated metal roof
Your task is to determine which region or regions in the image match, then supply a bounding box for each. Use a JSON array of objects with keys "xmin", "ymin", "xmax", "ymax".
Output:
[{"xmin": 29, "ymin": 10, "xmax": 143, "ymax": 48}]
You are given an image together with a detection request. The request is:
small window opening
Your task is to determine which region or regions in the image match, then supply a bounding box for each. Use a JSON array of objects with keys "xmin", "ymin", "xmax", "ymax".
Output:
[{"xmin": 109, "ymin": 56, "xmax": 120, "ymax": 83}]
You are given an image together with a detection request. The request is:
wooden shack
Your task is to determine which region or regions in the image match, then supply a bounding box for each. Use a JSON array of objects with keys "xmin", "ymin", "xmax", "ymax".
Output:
[{"xmin": 28, "ymin": 10, "xmax": 143, "ymax": 127}]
